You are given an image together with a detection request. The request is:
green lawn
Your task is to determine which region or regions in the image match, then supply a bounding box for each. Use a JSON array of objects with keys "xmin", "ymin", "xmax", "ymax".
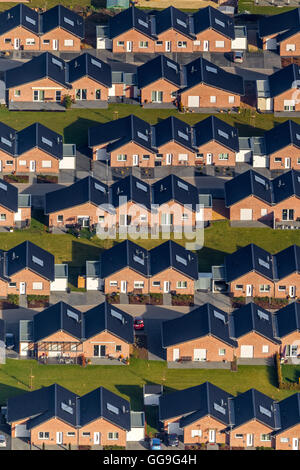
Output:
[
  {"xmin": 282, "ymin": 365, "xmax": 300, "ymax": 384},
  {"xmin": 238, "ymin": 0, "xmax": 295, "ymax": 14}
]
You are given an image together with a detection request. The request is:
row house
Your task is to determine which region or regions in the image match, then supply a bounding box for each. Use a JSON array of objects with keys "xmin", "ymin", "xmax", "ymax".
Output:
[
  {"xmin": 7, "ymin": 383, "xmax": 132, "ymax": 447},
  {"xmin": 0, "ymin": 121, "xmax": 75, "ymax": 174},
  {"xmin": 137, "ymin": 55, "xmax": 244, "ymax": 108},
  {"xmin": 86, "ymin": 239, "xmax": 198, "ymax": 295},
  {"xmin": 0, "ymin": 178, "xmax": 31, "ymax": 228},
  {"xmin": 225, "ymin": 168, "xmax": 300, "ymax": 227},
  {"xmin": 19, "ymin": 300, "xmax": 133, "ymax": 362},
  {"xmin": 259, "ymin": 8, "xmax": 300, "ymax": 57},
  {"xmin": 44, "ymin": 173, "xmax": 212, "ymax": 230},
  {"xmin": 5, "ymin": 52, "xmax": 112, "ymax": 108},
  {"xmin": 0, "ymin": 4, "xmax": 84, "ymax": 52},
  {"xmin": 88, "ymin": 114, "xmax": 239, "ymax": 167},
  {"xmin": 107, "ymin": 6, "xmax": 245, "ymax": 54},
  {"xmin": 223, "ymin": 243, "xmax": 300, "ymax": 299},
  {"xmin": 161, "ymin": 302, "xmax": 281, "ymax": 363}
]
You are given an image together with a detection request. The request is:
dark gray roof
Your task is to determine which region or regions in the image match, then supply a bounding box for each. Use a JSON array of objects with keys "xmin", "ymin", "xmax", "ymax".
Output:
[
  {"xmin": 151, "ymin": 174, "xmax": 199, "ymax": 210},
  {"xmin": 144, "ymin": 384, "xmax": 163, "ymax": 395},
  {"xmin": 231, "ymin": 303, "xmax": 280, "ymax": 344},
  {"xmin": 259, "ymin": 8, "xmax": 300, "ymax": 38},
  {"xmin": 45, "ymin": 176, "xmax": 109, "ymax": 214},
  {"xmin": 0, "ymin": 4, "xmax": 39, "ymax": 35},
  {"xmin": 41, "ymin": 5, "xmax": 84, "ymax": 38},
  {"xmin": 110, "ymin": 175, "xmax": 151, "ymax": 210},
  {"xmin": 224, "ymin": 244, "xmax": 274, "ymax": 282},
  {"xmin": 137, "ymin": 55, "xmax": 181, "ymax": 89},
  {"xmin": 183, "ymin": 57, "xmax": 244, "ymax": 96},
  {"xmin": 162, "ymin": 303, "xmax": 237, "ymax": 348},
  {"xmin": 231, "ymin": 389, "xmax": 280, "ymax": 430},
  {"xmin": 153, "ymin": 116, "xmax": 195, "ymax": 152},
  {"xmin": 17, "ymin": 123, "xmax": 63, "ymax": 159},
  {"xmin": 109, "ymin": 6, "xmax": 154, "ymax": 39},
  {"xmin": 275, "ymin": 245, "xmax": 300, "ymax": 280},
  {"xmin": 0, "ymin": 122, "xmax": 17, "ymax": 156},
  {"xmin": 159, "ymin": 382, "xmax": 233, "ymax": 427},
  {"xmin": 68, "ymin": 53, "xmax": 112, "ymax": 88},
  {"xmin": 154, "ymin": 6, "xmax": 194, "ymax": 39},
  {"xmin": 274, "ymin": 302, "xmax": 300, "ymax": 338},
  {"xmin": 193, "ymin": 6, "xmax": 234, "ymax": 39},
  {"xmin": 100, "ymin": 240, "xmax": 150, "ymax": 279},
  {"xmin": 193, "ymin": 115, "xmax": 239, "ymax": 152},
  {"xmin": 276, "ymin": 393, "xmax": 300, "ymax": 433},
  {"xmin": 33, "ymin": 302, "xmax": 83, "ymax": 342},
  {"xmin": 0, "ymin": 178, "xmax": 18, "ymax": 212},
  {"xmin": 269, "ymin": 64, "xmax": 300, "ymax": 98},
  {"xmin": 149, "ymin": 240, "xmax": 198, "ymax": 280},
  {"xmin": 265, "ymin": 120, "xmax": 300, "ymax": 155}
]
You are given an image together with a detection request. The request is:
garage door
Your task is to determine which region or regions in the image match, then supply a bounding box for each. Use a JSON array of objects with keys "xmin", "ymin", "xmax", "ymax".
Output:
[
  {"xmin": 240, "ymin": 345, "xmax": 254, "ymax": 358},
  {"xmin": 15, "ymin": 424, "xmax": 30, "ymax": 438},
  {"xmin": 126, "ymin": 427, "xmax": 145, "ymax": 442},
  {"xmin": 240, "ymin": 209, "xmax": 253, "ymax": 220},
  {"xmin": 188, "ymin": 96, "xmax": 200, "ymax": 107},
  {"xmin": 168, "ymin": 422, "xmax": 183, "ymax": 436},
  {"xmin": 266, "ymin": 38, "xmax": 277, "ymax": 50}
]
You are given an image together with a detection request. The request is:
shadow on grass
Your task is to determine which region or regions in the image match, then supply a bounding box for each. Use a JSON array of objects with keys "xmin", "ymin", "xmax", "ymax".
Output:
[
  {"xmin": 197, "ymin": 246, "xmax": 228, "ymax": 272},
  {"xmin": 0, "ymin": 382, "xmax": 30, "ymax": 405},
  {"xmin": 116, "ymin": 385, "xmax": 143, "ymax": 410}
]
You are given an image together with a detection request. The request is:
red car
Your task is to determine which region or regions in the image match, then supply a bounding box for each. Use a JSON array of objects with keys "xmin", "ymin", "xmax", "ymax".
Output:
[{"xmin": 134, "ymin": 317, "xmax": 144, "ymax": 330}]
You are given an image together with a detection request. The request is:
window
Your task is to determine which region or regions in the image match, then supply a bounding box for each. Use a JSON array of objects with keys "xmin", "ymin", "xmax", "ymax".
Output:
[
  {"xmin": 98, "ymin": 215, "xmax": 105, "ymax": 222},
  {"xmin": 286, "ymin": 44, "xmax": 296, "ymax": 51},
  {"xmin": 261, "ymin": 208, "xmax": 268, "ymax": 216},
  {"xmin": 64, "ymin": 39, "xmax": 74, "ymax": 47},
  {"xmin": 235, "ymin": 434, "xmax": 243, "ymax": 439},
  {"xmin": 33, "ymin": 282, "xmax": 43, "ymax": 290},
  {"xmin": 140, "ymin": 214, "xmax": 147, "ymax": 222},
  {"xmin": 156, "ymin": 154, "xmax": 163, "ymax": 159},
  {"xmin": 0, "ymin": 214, "xmax": 6, "ymax": 221},
  {"xmin": 108, "ymin": 432, "xmax": 119, "ymax": 440},
  {"xmin": 6, "ymin": 161, "xmax": 13, "ymax": 165},
  {"xmin": 82, "ymin": 432, "xmax": 90, "ymax": 437},
  {"xmin": 280, "ymin": 438, "xmax": 289, "ymax": 443},
  {"xmin": 274, "ymin": 157, "xmax": 282, "ymax": 163},
  {"xmin": 262, "ymin": 345, "xmax": 269, "ymax": 353},
  {"xmin": 117, "ymin": 154, "xmax": 127, "ymax": 161},
  {"xmin": 55, "ymin": 91, "xmax": 61, "ymax": 102},
  {"xmin": 177, "ymin": 41, "xmax": 187, "ymax": 48},
  {"xmin": 182, "ymin": 213, "xmax": 189, "ymax": 220},
  {"xmin": 177, "ymin": 281, "xmax": 187, "ymax": 288},
  {"xmin": 151, "ymin": 91, "xmax": 163, "ymax": 103},
  {"xmin": 8, "ymin": 282, "xmax": 16, "ymax": 288},
  {"xmin": 259, "ymin": 285, "xmax": 270, "ymax": 292},
  {"xmin": 95, "ymin": 89, "xmax": 101, "ymax": 100},
  {"xmin": 236, "ymin": 285, "xmax": 243, "ymax": 290},
  {"xmin": 67, "ymin": 432, "xmax": 75, "ymax": 437},
  {"xmin": 210, "ymin": 96, "xmax": 216, "ymax": 103},
  {"xmin": 215, "ymin": 41, "xmax": 225, "ymax": 48},
  {"xmin": 298, "ymin": 158, "xmax": 300, "ymax": 165},
  {"xmin": 229, "ymin": 96, "xmax": 235, "ymax": 104},
  {"xmin": 261, "ymin": 434, "xmax": 271, "ymax": 442},
  {"xmin": 194, "ymin": 40, "xmax": 201, "ymax": 46},
  {"xmin": 42, "ymin": 161, "xmax": 52, "ymax": 168},
  {"xmin": 26, "ymin": 38, "xmax": 35, "ymax": 45},
  {"xmin": 143, "ymin": 155, "xmax": 150, "ymax": 160},
  {"xmin": 14, "ymin": 90, "xmax": 21, "ymax": 97},
  {"xmin": 286, "ymin": 344, "xmax": 298, "ymax": 357},
  {"xmin": 278, "ymin": 285, "xmax": 286, "ymax": 291},
  {"xmin": 57, "ymin": 215, "xmax": 63, "ymax": 223},
  {"xmin": 43, "ymin": 39, "xmax": 50, "ymax": 45},
  {"xmin": 284, "ymin": 100, "xmax": 295, "ymax": 111},
  {"xmin": 282, "ymin": 209, "xmax": 294, "ymax": 221},
  {"xmin": 156, "ymin": 41, "xmax": 163, "ymax": 46},
  {"xmin": 218, "ymin": 153, "xmax": 229, "ymax": 160},
  {"xmin": 116, "ymin": 345, "xmax": 122, "ymax": 352},
  {"xmin": 191, "ymin": 430, "xmax": 202, "ymax": 437},
  {"xmin": 110, "ymin": 281, "xmax": 118, "ymax": 287},
  {"xmin": 139, "ymin": 41, "xmax": 148, "ymax": 48},
  {"xmin": 19, "ymin": 160, "xmax": 26, "ymax": 166},
  {"xmin": 196, "ymin": 153, "xmax": 204, "ymax": 159},
  {"xmin": 117, "ymin": 41, "xmax": 124, "ymax": 46},
  {"xmin": 38, "ymin": 432, "xmax": 49, "ymax": 440},
  {"xmin": 75, "ymin": 89, "xmax": 87, "ymax": 100},
  {"xmin": 152, "ymin": 281, "xmax": 160, "ymax": 287},
  {"xmin": 134, "ymin": 281, "xmax": 144, "ymax": 289},
  {"xmin": 4, "ymin": 38, "xmax": 11, "ymax": 43},
  {"xmin": 219, "ymin": 348, "xmax": 226, "ymax": 356}
]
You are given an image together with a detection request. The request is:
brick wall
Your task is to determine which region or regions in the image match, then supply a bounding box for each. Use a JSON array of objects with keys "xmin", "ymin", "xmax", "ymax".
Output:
[
  {"xmin": 7, "ymin": 268, "xmax": 51, "ymax": 296},
  {"xmin": 269, "ymin": 145, "xmax": 300, "ymax": 170},
  {"xmin": 0, "ymin": 26, "xmax": 40, "ymax": 51},
  {"xmin": 229, "ymin": 420, "xmax": 274, "ymax": 448},
  {"xmin": 39, "ymin": 28, "xmax": 82, "ymax": 52},
  {"xmin": 140, "ymin": 78, "xmax": 179, "ymax": 104},
  {"xmin": 68, "ymin": 77, "xmax": 109, "ymax": 102},
  {"xmin": 280, "ymin": 33, "xmax": 300, "ymax": 57},
  {"xmin": 274, "ymin": 89, "xmax": 300, "ymax": 112},
  {"xmin": 181, "ymin": 83, "xmax": 241, "ymax": 109},
  {"xmin": 234, "ymin": 331, "xmax": 279, "ymax": 358},
  {"xmin": 48, "ymin": 202, "xmax": 109, "ymax": 227},
  {"xmin": 275, "ymin": 425, "xmax": 300, "ymax": 450},
  {"xmin": 166, "ymin": 335, "xmax": 234, "ymax": 362},
  {"xmin": 8, "ymin": 77, "xmax": 69, "ymax": 103},
  {"xmin": 229, "ymin": 272, "xmax": 275, "ymax": 298},
  {"xmin": 0, "ymin": 204, "xmax": 31, "ymax": 226},
  {"xmin": 193, "ymin": 29, "xmax": 232, "ymax": 53}
]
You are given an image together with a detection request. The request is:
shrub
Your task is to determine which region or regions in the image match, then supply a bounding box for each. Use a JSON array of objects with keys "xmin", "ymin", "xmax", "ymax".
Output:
[
  {"xmin": 7, "ymin": 294, "xmax": 19, "ymax": 306},
  {"xmin": 63, "ymin": 94, "xmax": 73, "ymax": 109}
]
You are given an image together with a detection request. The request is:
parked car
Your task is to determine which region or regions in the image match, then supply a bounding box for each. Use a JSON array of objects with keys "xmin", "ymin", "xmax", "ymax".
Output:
[
  {"xmin": 0, "ymin": 435, "xmax": 6, "ymax": 447},
  {"xmin": 233, "ymin": 51, "xmax": 244, "ymax": 63},
  {"xmin": 5, "ymin": 333, "xmax": 14, "ymax": 350},
  {"xmin": 150, "ymin": 437, "xmax": 161, "ymax": 450},
  {"xmin": 134, "ymin": 317, "xmax": 144, "ymax": 330},
  {"xmin": 165, "ymin": 433, "xmax": 179, "ymax": 447}
]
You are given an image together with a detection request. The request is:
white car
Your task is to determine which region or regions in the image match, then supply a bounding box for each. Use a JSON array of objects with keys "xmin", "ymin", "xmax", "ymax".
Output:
[{"xmin": 0, "ymin": 435, "xmax": 6, "ymax": 447}]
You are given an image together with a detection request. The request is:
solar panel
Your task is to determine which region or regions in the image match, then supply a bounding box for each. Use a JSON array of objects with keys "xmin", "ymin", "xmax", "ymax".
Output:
[
  {"xmin": 0, "ymin": 182, "xmax": 7, "ymax": 191},
  {"xmin": 259, "ymin": 405, "xmax": 271, "ymax": 418},
  {"xmin": 32, "ymin": 256, "xmax": 44, "ymax": 267},
  {"xmin": 254, "ymin": 175, "xmax": 266, "ymax": 185},
  {"xmin": 64, "ymin": 17, "xmax": 75, "ymax": 27},
  {"xmin": 137, "ymin": 131, "xmax": 148, "ymax": 142},
  {"xmin": 258, "ymin": 258, "xmax": 270, "ymax": 270},
  {"xmin": 94, "ymin": 182, "xmax": 106, "ymax": 193},
  {"xmin": 178, "ymin": 130, "xmax": 189, "ymax": 141},
  {"xmin": 218, "ymin": 129, "xmax": 229, "ymax": 139},
  {"xmin": 138, "ymin": 18, "xmax": 148, "ymax": 28},
  {"xmin": 177, "ymin": 180, "xmax": 189, "ymax": 191},
  {"xmin": 41, "ymin": 136, "xmax": 53, "ymax": 147},
  {"xmin": 214, "ymin": 310, "xmax": 226, "ymax": 323},
  {"xmin": 133, "ymin": 254, "xmax": 145, "ymax": 265},
  {"xmin": 176, "ymin": 18, "xmax": 187, "ymax": 28},
  {"xmin": 1, "ymin": 137, "xmax": 12, "ymax": 147},
  {"xmin": 257, "ymin": 310, "xmax": 269, "ymax": 321},
  {"xmin": 136, "ymin": 181, "xmax": 148, "ymax": 192},
  {"xmin": 297, "ymin": 134, "xmax": 300, "ymax": 141},
  {"xmin": 91, "ymin": 58, "xmax": 102, "ymax": 69},
  {"xmin": 66, "ymin": 309, "xmax": 79, "ymax": 322},
  {"xmin": 215, "ymin": 18, "xmax": 225, "ymax": 28},
  {"xmin": 26, "ymin": 16, "xmax": 36, "ymax": 26},
  {"xmin": 107, "ymin": 402, "xmax": 119, "ymax": 414},
  {"xmin": 166, "ymin": 61, "xmax": 178, "ymax": 72},
  {"xmin": 206, "ymin": 66, "xmax": 217, "ymax": 74},
  {"xmin": 214, "ymin": 403, "xmax": 226, "ymax": 414},
  {"xmin": 61, "ymin": 402, "xmax": 74, "ymax": 414},
  {"xmin": 52, "ymin": 57, "xmax": 63, "ymax": 68},
  {"xmin": 111, "ymin": 309, "xmax": 124, "ymax": 322},
  {"xmin": 176, "ymin": 255, "xmax": 187, "ymax": 266}
]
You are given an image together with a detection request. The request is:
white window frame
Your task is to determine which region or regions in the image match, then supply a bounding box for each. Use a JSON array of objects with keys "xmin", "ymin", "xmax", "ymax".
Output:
[
  {"xmin": 19, "ymin": 160, "xmax": 26, "ymax": 166},
  {"xmin": 42, "ymin": 161, "xmax": 52, "ymax": 168},
  {"xmin": 210, "ymin": 96, "xmax": 216, "ymax": 103},
  {"xmin": 26, "ymin": 38, "xmax": 35, "ymax": 46},
  {"xmin": 262, "ymin": 345, "xmax": 269, "ymax": 353},
  {"xmin": 219, "ymin": 348, "xmax": 226, "ymax": 356},
  {"xmin": 191, "ymin": 429, "xmax": 202, "ymax": 437},
  {"xmin": 215, "ymin": 40, "xmax": 225, "ymax": 48},
  {"xmin": 108, "ymin": 432, "xmax": 119, "ymax": 440},
  {"xmin": 228, "ymin": 96, "xmax": 235, "ymax": 104},
  {"xmin": 33, "ymin": 282, "xmax": 43, "ymax": 290},
  {"xmin": 176, "ymin": 281, "xmax": 187, "ymax": 289},
  {"xmin": 110, "ymin": 281, "xmax": 118, "ymax": 287},
  {"xmin": 261, "ymin": 434, "xmax": 271, "ymax": 442},
  {"xmin": 117, "ymin": 154, "xmax": 127, "ymax": 161},
  {"xmin": 64, "ymin": 39, "xmax": 74, "ymax": 47},
  {"xmin": 38, "ymin": 432, "xmax": 50, "ymax": 440},
  {"xmin": 286, "ymin": 44, "xmax": 296, "ymax": 51},
  {"xmin": 134, "ymin": 281, "xmax": 144, "ymax": 289},
  {"xmin": 139, "ymin": 41, "xmax": 148, "ymax": 48}
]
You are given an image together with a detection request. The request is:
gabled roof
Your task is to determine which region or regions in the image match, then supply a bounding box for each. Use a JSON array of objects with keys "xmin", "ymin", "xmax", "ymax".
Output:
[
  {"xmin": 109, "ymin": 6, "xmax": 154, "ymax": 39},
  {"xmin": 272, "ymin": 170, "xmax": 300, "ymax": 203},
  {"xmin": 230, "ymin": 303, "xmax": 280, "ymax": 344},
  {"xmin": 193, "ymin": 6, "xmax": 234, "ymax": 39},
  {"xmin": 193, "ymin": 116, "xmax": 239, "ymax": 152},
  {"xmin": 5, "ymin": 52, "xmax": 68, "ymax": 89},
  {"xmin": 154, "ymin": 6, "xmax": 194, "ymax": 39},
  {"xmin": 88, "ymin": 114, "xmax": 154, "ymax": 153},
  {"xmin": 274, "ymin": 245, "xmax": 300, "ymax": 280},
  {"xmin": 68, "ymin": 53, "xmax": 112, "ymax": 88},
  {"xmin": 33, "ymin": 302, "xmax": 83, "ymax": 342},
  {"xmin": 17, "ymin": 122, "xmax": 63, "ymax": 159},
  {"xmin": 0, "ymin": 122, "xmax": 17, "ymax": 156},
  {"xmin": 268, "ymin": 64, "xmax": 300, "ymax": 98},
  {"xmin": 276, "ymin": 393, "xmax": 300, "ymax": 433},
  {"xmin": 183, "ymin": 57, "xmax": 244, "ymax": 96},
  {"xmin": 84, "ymin": 301, "xmax": 134, "ymax": 344},
  {"xmin": 149, "ymin": 240, "xmax": 198, "ymax": 280},
  {"xmin": 161, "ymin": 303, "xmax": 237, "ymax": 348},
  {"xmin": 137, "ymin": 55, "xmax": 181, "ymax": 89},
  {"xmin": 0, "ymin": 178, "xmax": 18, "ymax": 213},
  {"xmin": 231, "ymin": 389, "xmax": 280, "ymax": 430},
  {"xmin": 100, "ymin": 240, "xmax": 149, "ymax": 279},
  {"xmin": 151, "ymin": 174, "xmax": 199, "ymax": 210},
  {"xmin": 110, "ymin": 175, "xmax": 151, "ymax": 210},
  {"xmin": 2, "ymin": 241, "xmax": 55, "ymax": 282},
  {"xmin": 0, "ymin": 4, "xmax": 39, "ymax": 35},
  {"xmin": 225, "ymin": 170, "xmax": 272, "ymax": 207},
  {"xmin": 45, "ymin": 176, "xmax": 109, "ymax": 214},
  {"xmin": 159, "ymin": 382, "xmax": 233, "ymax": 427},
  {"xmin": 153, "ymin": 116, "xmax": 195, "ymax": 152},
  {"xmin": 265, "ymin": 120, "xmax": 300, "ymax": 155},
  {"xmin": 40, "ymin": 5, "xmax": 84, "ymax": 38},
  {"xmin": 259, "ymin": 8, "xmax": 300, "ymax": 38},
  {"xmin": 274, "ymin": 302, "xmax": 300, "ymax": 338},
  {"xmin": 224, "ymin": 244, "xmax": 274, "ymax": 282}
]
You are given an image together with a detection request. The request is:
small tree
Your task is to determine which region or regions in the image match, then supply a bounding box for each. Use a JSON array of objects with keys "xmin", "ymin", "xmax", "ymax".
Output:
[{"xmin": 63, "ymin": 95, "xmax": 73, "ymax": 109}]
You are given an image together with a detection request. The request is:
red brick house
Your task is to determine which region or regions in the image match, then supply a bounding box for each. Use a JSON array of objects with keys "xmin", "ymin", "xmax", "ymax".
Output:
[
  {"xmin": 274, "ymin": 302, "xmax": 300, "ymax": 360},
  {"xmin": 0, "ymin": 178, "xmax": 31, "ymax": 228},
  {"xmin": 259, "ymin": 8, "xmax": 300, "ymax": 57},
  {"xmin": 274, "ymin": 394, "xmax": 300, "ymax": 450},
  {"xmin": 268, "ymin": 64, "xmax": 300, "ymax": 112}
]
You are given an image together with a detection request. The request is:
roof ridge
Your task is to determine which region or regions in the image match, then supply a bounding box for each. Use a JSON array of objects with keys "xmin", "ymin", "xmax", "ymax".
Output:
[{"xmin": 207, "ymin": 304, "xmax": 212, "ymax": 335}]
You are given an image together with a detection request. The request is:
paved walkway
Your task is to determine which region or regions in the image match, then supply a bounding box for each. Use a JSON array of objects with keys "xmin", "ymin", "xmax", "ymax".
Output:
[
  {"xmin": 167, "ymin": 361, "xmax": 231, "ymax": 369},
  {"xmin": 50, "ymin": 291, "xmax": 105, "ymax": 306}
]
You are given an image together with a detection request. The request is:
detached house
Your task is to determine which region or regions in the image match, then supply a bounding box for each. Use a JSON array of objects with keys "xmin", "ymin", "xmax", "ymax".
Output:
[
  {"xmin": 259, "ymin": 64, "xmax": 300, "ymax": 113},
  {"xmin": 274, "ymin": 302, "xmax": 300, "ymax": 360},
  {"xmin": 153, "ymin": 6, "xmax": 195, "ymax": 53},
  {"xmin": 0, "ymin": 178, "xmax": 31, "ymax": 228},
  {"xmin": 0, "ymin": 4, "xmax": 39, "ymax": 51},
  {"xmin": 192, "ymin": 6, "xmax": 235, "ymax": 53},
  {"xmin": 259, "ymin": 8, "xmax": 300, "ymax": 56},
  {"xmin": 274, "ymin": 394, "xmax": 300, "ymax": 450},
  {"xmin": 7, "ymin": 383, "xmax": 131, "ymax": 447},
  {"xmin": 264, "ymin": 120, "xmax": 300, "ymax": 170},
  {"xmin": 19, "ymin": 301, "xmax": 134, "ymax": 362}
]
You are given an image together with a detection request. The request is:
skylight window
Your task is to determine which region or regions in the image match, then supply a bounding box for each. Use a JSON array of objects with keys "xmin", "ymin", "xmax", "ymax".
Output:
[
  {"xmin": 296, "ymin": 134, "xmax": 300, "ymax": 140},
  {"xmin": 214, "ymin": 310, "xmax": 226, "ymax": 323},
  {"xmin": 136, "ymin": 181, "xmax": 148, "ymax": 192},
  {"xmin": 259, "ymin": 405, "xmax": 271, "ymax": 418},
  {"xmin": 32, "ymin": 256, "xmax": 44, "ymax": 267},
  {"xmin": 257, "ymin": 310, "xmax": 269, "ymax": 321},
  {"xmin": 177, "ymin": 180, "xmax": 189, "ymax": 191},
  {"xmin": 138, "ymin": 18, "xmax": 148, "ymax": 28},
  {"xmin": 95, "ymin": 182, "xmax": 106, "ymax": 192},
  {"xmin": 91, "ymin": 58, "xmax": 102, "ymax": 69},
  {"xmin": 167, "ymin": 61, "xmax": 178, "ymax": 72},
  {"xmin": 215, "ymin": 18, "xmax": 225, "ymax": 28},
  {"xmin": 258, "ymin": 258, "xmax": 270, "ymax": 270},
  {"xmin": 52, "ymin": 57, "xmax": 63, "ymax": 68},
  {"xmin": 176, "ymin": 18, "xmax": 187, "ymax": 28},
  {"xmin": 107, "ymin": 403, "xmax": 119, "ymax": 415},
  {"xmin": 64, "ymin": 17, "xmax": 74, "ymax": 27},
  {"xmin": 254, "ymin": 175, "xmax": 266, "ymax": 186},
  {"xmin": 214, "ymin": 403, "xmax": 226, "ymax": 414},
  {"xmin": 66, "ymin": 309, "xmax": 79, "ymax": 322},
  {"xmin": 137, "ymin": 131, "xmax": 148, "ymax": 142},
  {"xmin": 26, "ymin": 16, "xmax": 36, "ymax": 26},
  {"xmin": 176, "ymin": 255, "xmax": 187, "ymax": 266},
  {"xmin": 111, "ymin": 309, "xmax": 124, "ymax": 322},
  {"xmin": 178, "ymin": 130, "xmax": 189, "ymax": 141},
  {"xmin": 41, "ymin": 136, "xmax": 53, "ymax": 147},
  {"xmin": 0, "ymin": 182, "xmax": 7, "ymax": 191},
  {"xmin": 61, "ymin": 402, "xmax": 74, "ymax": 414},
  {"xmin": 206, "ymin": 66, "xmax": 217, "ymax": 74},
  {"xmin": 218, "ymin": 129, "xmax": 229, "ymax": 139},
  {"xmin": 133, "ymin": 254, "xmax": 145, "ymax": 265},
  {"xmin": 1, "ymin": 137, "xmax": 12, "ymax": 147}
]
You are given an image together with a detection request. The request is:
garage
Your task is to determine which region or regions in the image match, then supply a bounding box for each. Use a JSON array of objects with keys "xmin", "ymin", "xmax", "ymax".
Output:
[
  {"xmin": 240, "ymin": 209, "xmax": 253, "ymax": 220},
  {"xmin": 143, "ymin": 385, "xmax": 163, "ymax": 406},
  {"xmin": 126, "ymin": 412, "xmax": 145, "ymax": 442},
  {"xmin": 240, "ymin": 345, "xmax": 254, "ymax": 358},
  {"xmin": 188, "ymin": 96, "xmax": 200, "ymax": 107},
  {"xmin": 15, "ymin": 424, "xmax": 30, "ymax": 438},
  {"xmin": 168, "ymin": 422, "xmax": 183, "ymax": 436}
]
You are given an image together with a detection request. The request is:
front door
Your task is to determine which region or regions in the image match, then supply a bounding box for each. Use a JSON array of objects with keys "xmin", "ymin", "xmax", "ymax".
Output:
[
  {"xmin": 206, "ymin": 153, "xmax": 212, "ymax": 165},
  {"xmin": 164, "ymin": 281, "xmax": 170, "ymax": 293},
  {"xmin": 19, "ymin": 282, "xmax": 26, "ymax": 295},
  {"xmin": 165, "ymin": 41, "xmax": 171, "ymax": 52},
  {"xmin": 0, "ymin": 160, "xmax": 2, "ymax": 172},
  {"xmin": 121, "ymin": 281, "xmax": 127, "ymax": 293},
  {"xmin": 56, "ymin": 432, "xmax": 63, "ymax": 445},
  {"xmin": 285, "ymin": 157, "xmax": 291, "ymax": 169},
  {"xmin": 126, "ymin": 41, "xmax": 132, "ymax": 52},
  {"xmin": 203, "ymin": 40, "xmax": 209, "ymax": 51},
  {"xmin": 289, "ymin": 285, "xmax": 296, "ymax": 298},
  {"xmin": 94, "ymin": 432, "xmax": 100, "ymax": 445},
  {"xmin": 14, "ymin": 38, "xmax": 20, "ymax": 50},
  {"xmin": 53, "ymin": 39, "xmax": 58, "ymax": 50},
  {"xmin": 246, "ymin": 284, "xmax": 253, "ymax": 297},
  {"xmin": 293, "ymin": 438, "xmax": 299, "ymax": 450},
  {"xmin": 133, "ymin": 155, "xmax": 139, "ymax": 166},
  {"xmin": 246, "ymin": 434, "xmax": 254, "ymax": 447},
  {"xmin": 166, "ymin": 154, "xmax": 172, "ymax": 165},
  {"xmin": 173, "ymin": 348, "xmax": 180, "ymax": 361},
  {"xmin": 208, "ymin": 430, "xmax": 215, "ymax": 443},
  {"xmin": 30, "ymin": 160, "xmax": 36, "ymax": 172}
]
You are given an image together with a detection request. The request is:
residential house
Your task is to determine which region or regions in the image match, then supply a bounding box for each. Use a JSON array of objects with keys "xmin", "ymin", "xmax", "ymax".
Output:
[
  {"xmin": 274, "ymin": 302, "xmax": 300, "ymax": 360},
  {"xmin": 152, "ymin": 6, "xmax": 195, "ymax": 53},
  {"xmin": 264, "ymin": 120, "xmax": 300, "ymax": 170},
  {"xmin": 192, "ymin": 6, "xmax": 235, "ymax": 53},
  {"xmin": 259, "ymin": 8, "xmax": 300, "ymax": 56},
  {"xmin": 159, "ymin": 382, "xmax": 233, "ymax": 445},
  {"xmin": 274, "ymin": 394, "xmax": 300, "ymax": 450},
  {"xmin": 161, "ymin": 304, "xmax": 237, "ymax": 363},
  {"xmin": 19, "ymin": 301, "xmax": 133, "ymax": 362},
  {"xmin": 0, "ymin": 4, "xmax": 40, "ymax": 51},
  {"xmin": 0, "ymin": 178, "xmax": 31, "ymax": 228},
  {"xmin": 7, "ymin": 383, "xmax": 131, "ymax": 447}
]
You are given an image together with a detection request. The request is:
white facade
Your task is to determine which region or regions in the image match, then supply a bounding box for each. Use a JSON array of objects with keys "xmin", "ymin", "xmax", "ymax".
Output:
[
  {"xmin": 59, "ymin": 156, "xmax": 76, "ymax": 170},
  {"xmin": 50, "ymin": 277, "xmax": 68, "ymax": 292},
  {"xmin": 235, "ymin": 149, "xmax": 252, "ymax": 163},
  {"xmin": 253, "ymin": 154, "xmax": 269, "ymax": 168}
]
